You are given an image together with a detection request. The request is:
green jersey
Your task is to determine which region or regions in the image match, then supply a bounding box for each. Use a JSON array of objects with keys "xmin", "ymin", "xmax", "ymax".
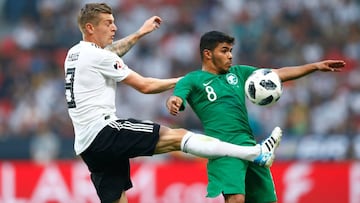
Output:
[{"xmin": 174, "ymin": 65, "xmax": 257, "ymax": 145}]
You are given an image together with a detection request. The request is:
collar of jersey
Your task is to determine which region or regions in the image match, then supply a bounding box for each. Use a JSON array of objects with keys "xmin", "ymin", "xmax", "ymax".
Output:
[{"xmin": 80, "ymin": 41, "xmax": 101, "ymax": 49}]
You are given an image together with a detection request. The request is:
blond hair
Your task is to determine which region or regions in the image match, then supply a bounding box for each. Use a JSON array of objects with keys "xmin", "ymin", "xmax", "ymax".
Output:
[{"xmin": 77, "ymin": 3, "xmax": 112, "ymax": 33}]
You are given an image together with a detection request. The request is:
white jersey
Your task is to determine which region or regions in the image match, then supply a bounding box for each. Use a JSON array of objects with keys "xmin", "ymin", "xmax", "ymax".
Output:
[{"xmin": 64, "ymin": 41, "xmax": 131, "ymax": 155}]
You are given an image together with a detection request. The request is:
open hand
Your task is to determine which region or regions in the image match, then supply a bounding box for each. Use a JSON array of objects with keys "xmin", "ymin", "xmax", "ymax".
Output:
[{"xmin": 317, "ymin": 60, "xmax": 345, "ymax": 72}]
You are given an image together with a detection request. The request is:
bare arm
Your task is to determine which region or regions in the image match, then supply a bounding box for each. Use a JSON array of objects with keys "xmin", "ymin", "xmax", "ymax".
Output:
[
  {"xmin": 122, "ymin": 71, "xmax": 181, "ymax": 94},
  {"xmin": 105, "ymin": 16, "xmax": 162, "ymax": 56},
  {"xmin": 272, "ymin": 60, "xmax": 345, "ymax": 82}
]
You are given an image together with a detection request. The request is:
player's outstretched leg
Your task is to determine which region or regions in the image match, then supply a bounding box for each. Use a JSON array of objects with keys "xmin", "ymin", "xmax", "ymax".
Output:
[{"xmin": 253, "ymin": 126, "xmax": 282, "ymax": 167}]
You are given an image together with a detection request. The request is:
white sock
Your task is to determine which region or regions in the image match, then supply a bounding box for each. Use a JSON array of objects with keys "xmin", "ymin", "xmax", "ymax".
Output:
[{"xmin": 180, "ymin": 132, "xmax": 261, "ymax": 161}]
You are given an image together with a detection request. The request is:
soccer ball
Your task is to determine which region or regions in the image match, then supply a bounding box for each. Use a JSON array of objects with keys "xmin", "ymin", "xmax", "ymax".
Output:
[{"xmin": 245, "ymin": 69, "xmax": 282, "ymax": 106}]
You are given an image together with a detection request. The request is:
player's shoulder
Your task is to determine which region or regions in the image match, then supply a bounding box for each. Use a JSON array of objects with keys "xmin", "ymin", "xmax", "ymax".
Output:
[
  {"xmin": 180, "ymin": 70, "xmax": 218, "ymax": 88},
  {"xmin": 230, "ymin": 64, "xmax": 257, "ymax": 70},
  {"xmin": 182, "ymin": 70, "xmax": 209, "ymax": 81},
  {"xmin": 74, "ymin": 41, "xmax": 117, "ymax": 59},
  {"xmin": 185, "ymin": 70, "xmax": 203, "ymax": 76},
  {"xmin": 229, "ymin": 65, "xmax": 259, "ymax": 82},
  {"xmin": 230, "ymin": 64, "xmax": 257, "ymax": 74},
  {"xmin": 186, "ymin": 69, "xmax": 215, "ymax": 77}
]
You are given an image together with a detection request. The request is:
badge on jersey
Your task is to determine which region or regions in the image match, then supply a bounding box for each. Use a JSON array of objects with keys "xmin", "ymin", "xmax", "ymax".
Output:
[
  {"xmin": 226, "ymin": 73, "xmax": 238, "ymax": 85},
  {"xmin": 113, "ymin": 61, "xmax": 123, "ymax": 70}
]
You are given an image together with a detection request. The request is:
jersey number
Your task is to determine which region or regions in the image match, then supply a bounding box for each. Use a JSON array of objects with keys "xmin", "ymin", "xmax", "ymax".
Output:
[
  {"xmin": 205, "ymin": 86, "xmax": 217, "ymax": 102},
  {"xmin": 65, "ymin": 68, "xmax": 76, "ymax": 108}
]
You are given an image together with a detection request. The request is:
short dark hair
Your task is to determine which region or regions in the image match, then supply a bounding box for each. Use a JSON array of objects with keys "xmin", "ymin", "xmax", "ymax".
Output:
[
  {"xmin": 199, "ymin": 31, "xmax": 235, "ymax": 60},
  {"xmin": 77, "ymin": 3, "xmax": 113, "ymax": 33}
]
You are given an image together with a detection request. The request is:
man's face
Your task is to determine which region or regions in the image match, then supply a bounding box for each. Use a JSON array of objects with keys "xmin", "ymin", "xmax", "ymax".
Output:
[
  {"xmin": 210, "ymin": 42, "xmax": 233, "ymax": 74},
  {"xmin": 91, "ymin": 13, "xmax": 117, "ymax": 48}
]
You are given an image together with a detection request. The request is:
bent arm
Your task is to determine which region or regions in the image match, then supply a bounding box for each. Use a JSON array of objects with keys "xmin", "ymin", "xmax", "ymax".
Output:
[
  {"xmin": 122, "ymin": 71, "xmax": 180, "ymax": 94},
  {"xmin": 106, "ymin": 16, "xmax": 162, "ymax": 56},
  {"xmin": 272, "ymin": 60, "xmax": 345, "ymax": 82}
]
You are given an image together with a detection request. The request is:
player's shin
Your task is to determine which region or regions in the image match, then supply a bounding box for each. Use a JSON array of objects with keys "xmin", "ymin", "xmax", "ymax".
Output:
[{"xmin": 180, "ymin": 132, "xmax": 260, "ymax": 161}]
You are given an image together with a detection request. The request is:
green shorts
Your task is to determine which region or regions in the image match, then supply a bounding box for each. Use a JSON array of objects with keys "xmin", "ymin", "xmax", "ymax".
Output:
[{"xmin": 206, "ymin": 157, "xmax": 277, "ymax": 203}]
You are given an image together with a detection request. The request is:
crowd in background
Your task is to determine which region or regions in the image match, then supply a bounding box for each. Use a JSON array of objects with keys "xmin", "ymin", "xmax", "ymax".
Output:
[{"xmin": 0, "ymin": 0, "xmax": 359, "ymax": 162}]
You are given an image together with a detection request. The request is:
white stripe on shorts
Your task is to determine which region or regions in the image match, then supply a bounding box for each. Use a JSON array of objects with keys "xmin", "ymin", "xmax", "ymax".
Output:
[{"xmin": 108, "ymin": 120, "xmax": 153, "ymax": 133}]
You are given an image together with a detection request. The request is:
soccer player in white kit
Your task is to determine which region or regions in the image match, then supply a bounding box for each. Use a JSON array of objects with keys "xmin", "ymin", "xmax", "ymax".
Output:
[{"xmin": 64, "ymin": 3, "xmax": 282, "ymax": 203}]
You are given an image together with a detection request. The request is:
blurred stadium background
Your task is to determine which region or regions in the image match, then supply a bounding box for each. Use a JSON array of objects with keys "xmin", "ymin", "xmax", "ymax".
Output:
[{"xmin": 0, "ymin": 0, "xmax": 359, "ymax": 202}]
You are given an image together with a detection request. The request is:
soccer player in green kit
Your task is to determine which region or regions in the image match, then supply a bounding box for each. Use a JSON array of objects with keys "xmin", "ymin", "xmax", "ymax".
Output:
[{"xmin": 166, "ymin": 31, "xmax": 345, "ymax": 203}]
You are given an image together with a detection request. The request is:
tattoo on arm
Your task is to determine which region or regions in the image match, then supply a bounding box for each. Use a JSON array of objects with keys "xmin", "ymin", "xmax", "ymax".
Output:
[{"xmin": 106, "ymin": 31, "xmax": 142, "ymax": 57}]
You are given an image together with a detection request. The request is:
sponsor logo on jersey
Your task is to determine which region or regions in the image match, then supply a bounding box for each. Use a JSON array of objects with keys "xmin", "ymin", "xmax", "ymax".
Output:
[
  {"xmin": 203, "ymin": 79, "xmax": 214, "ymax": 86},
  {"xmin": 226, "ymin": 73, "xmax": 238, "ymax": 85}
]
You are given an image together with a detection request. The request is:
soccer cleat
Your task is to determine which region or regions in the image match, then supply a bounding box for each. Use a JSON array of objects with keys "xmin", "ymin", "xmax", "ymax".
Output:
[{"xmin": 253, "ymin": 126, "xmax": 282, "ymax": 167}]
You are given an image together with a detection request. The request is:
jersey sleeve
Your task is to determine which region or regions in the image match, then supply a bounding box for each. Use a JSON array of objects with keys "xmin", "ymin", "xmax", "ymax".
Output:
[
  {"xmin": 97, "ymin": 50, "xmax": 131, "ymax": 82},
  {"xmin": 173, "ymin": 75, "xmax": 193, "ymax": 111}
]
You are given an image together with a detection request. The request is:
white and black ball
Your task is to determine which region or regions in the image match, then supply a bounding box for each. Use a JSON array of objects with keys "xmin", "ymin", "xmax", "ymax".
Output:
[{"xmin": 245, "ymin": 69, "xmax": 282, "ymax": 106}]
